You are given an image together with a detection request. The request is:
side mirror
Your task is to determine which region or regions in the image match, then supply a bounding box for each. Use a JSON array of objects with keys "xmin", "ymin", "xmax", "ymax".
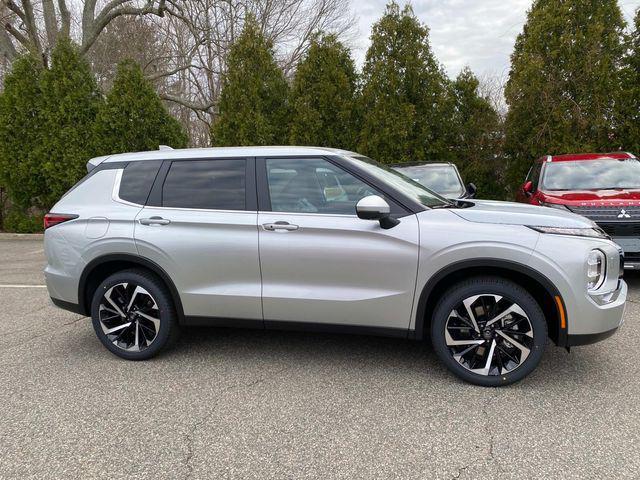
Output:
[
  {"xmin": 466, "ymin": 182, "xmax": 477, "ymax": 198},
  {"xmin": 356, "ymin": 195, "xmax": 400, "ymax": 229},
  {"xmin": 522, "ymin": 181, "xmax": 533, "ymax": 196}
]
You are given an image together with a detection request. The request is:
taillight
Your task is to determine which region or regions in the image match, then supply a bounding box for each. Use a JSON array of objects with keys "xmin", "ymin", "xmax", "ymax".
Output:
[{"xmin": 44, "ymin": 213, "xmax": 78, "ymax": 230}]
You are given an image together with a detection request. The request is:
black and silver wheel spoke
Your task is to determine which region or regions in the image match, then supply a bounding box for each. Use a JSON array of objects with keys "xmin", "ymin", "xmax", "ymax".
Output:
[
  {"xmin": 98, "ymin": 282, "xmax": 161, "ymax": 352},
  {"xmin": 445, "ymin": 294, "xmax": 534, "ymax": 376}
]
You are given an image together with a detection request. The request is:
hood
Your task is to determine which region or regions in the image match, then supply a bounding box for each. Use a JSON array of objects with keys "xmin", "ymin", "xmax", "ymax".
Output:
[
  {"xmin": 541, "ymin": 189, "xmax": 640, "ymax": 207},
  {"xmin": 450, "ymin": 199, "xmax": 594, "ymax": 228}
]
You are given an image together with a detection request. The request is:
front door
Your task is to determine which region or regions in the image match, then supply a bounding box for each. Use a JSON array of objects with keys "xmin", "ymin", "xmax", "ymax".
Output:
[{"xmin": 257, "ymin": 157, "xmax": 420, "ymax": 332}]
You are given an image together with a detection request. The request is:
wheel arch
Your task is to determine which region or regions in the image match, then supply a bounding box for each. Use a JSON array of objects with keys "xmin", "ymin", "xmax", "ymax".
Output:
[
  {"xmin": 414, "ymin": 259, "xmax": 566, "ymax": 346},
  {"xmin": 78, "ymin": 253, "xmax": 185, "ymax": 323}
]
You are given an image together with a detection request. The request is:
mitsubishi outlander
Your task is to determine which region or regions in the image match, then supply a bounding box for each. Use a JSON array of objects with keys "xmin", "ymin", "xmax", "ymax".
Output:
[{"xmin": 44, "ymin": 147, "xmax": 627, "ymax": 386}]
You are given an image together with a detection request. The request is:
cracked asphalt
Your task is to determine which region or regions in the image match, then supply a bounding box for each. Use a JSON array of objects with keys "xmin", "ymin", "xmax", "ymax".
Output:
[{"xmin": 1, "ymin": 234, "xmax": 639, "ymax": 479}]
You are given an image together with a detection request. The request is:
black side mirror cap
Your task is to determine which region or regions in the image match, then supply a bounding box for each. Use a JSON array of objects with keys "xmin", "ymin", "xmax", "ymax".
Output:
[{"xmin": 466, "ymin": 183, "xmax": 477, "ymax": 198}]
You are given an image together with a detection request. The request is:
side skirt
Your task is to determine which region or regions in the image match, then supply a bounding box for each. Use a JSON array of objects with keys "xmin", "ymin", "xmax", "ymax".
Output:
[{"xmin": 183, "ymin": 316, "xmax": 411, "ymax": 339}]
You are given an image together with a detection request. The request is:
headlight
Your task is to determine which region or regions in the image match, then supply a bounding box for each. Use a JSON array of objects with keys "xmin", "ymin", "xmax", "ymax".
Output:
[
  {"xmin": 587, "ymin": 249, "xmax": 606, "ymax": 291},
  {"xmin": 527, "ymin": 226, "xmax": 609, "ymax": 239},
  {"xmin": 540, "ymin": 201, "xmax": 570, "ymax": 211}
]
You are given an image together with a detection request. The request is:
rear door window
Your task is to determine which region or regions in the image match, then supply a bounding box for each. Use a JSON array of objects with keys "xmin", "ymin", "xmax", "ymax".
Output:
[{"xmin": 162, "ymin": 159, "xmax": 247, "ymax": 210}]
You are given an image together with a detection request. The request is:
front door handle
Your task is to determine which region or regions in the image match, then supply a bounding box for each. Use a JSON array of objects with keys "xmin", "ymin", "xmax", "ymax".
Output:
[
  {"xmin": 262, "ymin": 221, "xmax": 299, "ymax": 231},
  {"xmin": 139, "ymin": 216, "xmax": 171, "ymax": 226}
]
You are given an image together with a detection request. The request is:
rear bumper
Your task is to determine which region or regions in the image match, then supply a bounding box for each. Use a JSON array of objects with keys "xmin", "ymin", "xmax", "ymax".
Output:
[{"xmin": 50, "ymin": 297, "xmax": 85, "ymax": 316}]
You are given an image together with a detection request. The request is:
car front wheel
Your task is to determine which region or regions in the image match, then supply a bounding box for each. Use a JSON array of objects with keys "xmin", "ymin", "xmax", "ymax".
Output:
[{"xmin": 430, "ymin": 277, "xmax": 547, "ymax": 387}]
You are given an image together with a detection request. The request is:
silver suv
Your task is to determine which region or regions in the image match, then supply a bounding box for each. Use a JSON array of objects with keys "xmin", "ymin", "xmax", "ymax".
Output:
[{"xmin": 44, "ymin": 147, "xmax": 627, "ymax": 386}]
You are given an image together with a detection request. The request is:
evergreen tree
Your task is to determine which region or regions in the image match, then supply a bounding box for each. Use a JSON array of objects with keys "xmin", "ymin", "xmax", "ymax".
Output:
[
  {"xmin": 39, "ymin": 38, "xmax": 103, "ymax": 206},
  {"xmin": 289, "ymin": 34, "xmax": 358, "ymax": 148},
  {"xmin": 617, "ymin": 10, "xmax": 640, "ymax": 154},
  {"xmin": 450, "ymin": 67, "xmax": 504, "ymax": 199},
  {"xmin": 211, "ymin": 17, "xmax": 289, "ymax": 146},
  {"xmin": 504, "ymin": 0, "xmax": 625, "ymax": 185},
  {"xmin": 358, "ymin": 2, "xmax": 451, "ymax": 164},
  {"xmin": 0, "ymin": 54, "xmax": 47, "ymax": 210},
  {"xmin": 95, "ymin": 60, "xmax": 188, "ymax": 154}
]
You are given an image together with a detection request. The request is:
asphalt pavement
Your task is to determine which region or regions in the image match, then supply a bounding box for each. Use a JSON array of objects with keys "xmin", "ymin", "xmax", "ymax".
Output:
[{"xmin": 1, "ymin": 234, "xmax": 639, "ymax": 479}]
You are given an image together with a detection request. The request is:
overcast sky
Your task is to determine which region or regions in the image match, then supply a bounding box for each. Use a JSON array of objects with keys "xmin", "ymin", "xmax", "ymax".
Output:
[{"xmin": 350, "ymin": 0, "xmax": 640, "ymax": 79}]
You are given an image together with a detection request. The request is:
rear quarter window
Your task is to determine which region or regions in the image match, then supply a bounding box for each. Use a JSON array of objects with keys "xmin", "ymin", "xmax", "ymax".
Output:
[{"xmin": 119, "ymin": 161, "xmax": 162, "ymax": 205}]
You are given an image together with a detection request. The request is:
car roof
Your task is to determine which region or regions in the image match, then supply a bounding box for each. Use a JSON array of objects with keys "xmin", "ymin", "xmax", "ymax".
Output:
[
  {"xmin": 91, "ymin": 146, "xmax": 360, "ymax": 167},
  {"xmin": 539, "ymin": 152, "xmax": 637, "ymax": 163}
]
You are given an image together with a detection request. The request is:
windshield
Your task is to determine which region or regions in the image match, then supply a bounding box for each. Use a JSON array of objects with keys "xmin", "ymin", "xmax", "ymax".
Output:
[
  {"xmin": 394, "ymin": 164, "xmax": 465, "ymax": 198},
  {"xmin": 542, "ymin": 158, "xmax": 640, "ymax": 191},
  {"xmin": 349, "ymin": 156, "xmax": 452, "ymax": 208}
]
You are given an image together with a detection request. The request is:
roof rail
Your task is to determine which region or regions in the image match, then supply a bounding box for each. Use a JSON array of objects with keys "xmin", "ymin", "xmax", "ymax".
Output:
[{"xmin": 159, "ymin": 145, "xmax": 173, "ymax": 151}]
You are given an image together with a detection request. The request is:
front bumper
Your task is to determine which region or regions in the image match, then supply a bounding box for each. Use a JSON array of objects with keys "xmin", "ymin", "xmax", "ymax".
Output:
[
  {"xmin": 564, "ymin": 280, "xmax": 627, "ymax": 347},
  {"xmin": 567, "ymin": 325, "xmax": 620, "ymax": 346}
]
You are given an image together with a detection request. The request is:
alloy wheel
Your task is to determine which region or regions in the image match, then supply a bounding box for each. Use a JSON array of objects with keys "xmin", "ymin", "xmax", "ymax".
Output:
[
  {"xmin": 444, "ymin": 294, "xmax": 534, "ymax": 376},
  {"xmin": 98, "ymin": 282, "xmax": 161, "ymax": 352}
]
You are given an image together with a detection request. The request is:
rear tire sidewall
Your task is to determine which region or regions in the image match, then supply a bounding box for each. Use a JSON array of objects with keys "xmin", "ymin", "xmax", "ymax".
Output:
[
  {"xmin": 91, "ymin": 270, "xmax": 177, "ymax": 360},
  {"xmin": 430, "ymin": 278, "xmax": 547, "ymax": 387}
]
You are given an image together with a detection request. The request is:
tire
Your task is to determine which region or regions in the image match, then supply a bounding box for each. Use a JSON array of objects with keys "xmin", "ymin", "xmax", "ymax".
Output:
[
  {"xmin": 430, "ymin": 276, "xmax": 546, "ymax": 387},
  {"xmin": 90, "ymin": 268, "xmax": 180, "ymax": 360}
]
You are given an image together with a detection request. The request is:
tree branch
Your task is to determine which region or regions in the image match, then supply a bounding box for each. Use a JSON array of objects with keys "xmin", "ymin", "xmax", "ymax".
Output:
[
  {"xmin": 0, "ymin": 19, "xmax": 16, "ymax": 59},
  {"xmin": 18, "ymin": 0, "xmax": 43, "ymax": 53},
  {"xmin": 58, "ymin": 0, "xmax": 70, "ymax": 38},
  {"xmin": 5, "ymin": 22, "xmax": 29, "ymax": 49},
  {"xmin": 42, "ymin": 0, "xmax": 58, "ymax": 46},
  {"xmin": 3, "ymin": 1, "xmax": 25, "ymax": 23},
  {"xmin": 160, "ymin": 92, "xmax": 216, "ymax": 112},
  {"xmin": 81, "ymin": 0, "xmax": 167, "ymax": 54}
]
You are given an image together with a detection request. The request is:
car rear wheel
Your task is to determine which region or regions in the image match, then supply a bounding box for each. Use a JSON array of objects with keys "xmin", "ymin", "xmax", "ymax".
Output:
[
  {"xmin": 91, "ymin": 269, "xmax": 179, "ymax": 360},
  {"xmin": 430, "ymin": 277, "xmax": 547, "ymax": 387}
]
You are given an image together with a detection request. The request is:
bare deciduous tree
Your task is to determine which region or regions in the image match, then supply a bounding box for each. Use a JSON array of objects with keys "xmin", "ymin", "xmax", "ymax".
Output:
[
  {"xmin": 0, "ymin": 0, "xmax": 354, "ymax": 145},
  {"xmin": 0, "ymin": 0, "xmax": 181, "ymax": 62},
  {"xmin": 155, "ymin": 0, "xmax": 355, "ymax": 144}
]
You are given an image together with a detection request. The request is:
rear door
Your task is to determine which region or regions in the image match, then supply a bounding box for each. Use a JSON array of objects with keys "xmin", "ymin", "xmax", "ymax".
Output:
[
  {"xmin": 257, "ymin": 156, "xmax": 420, "ymax": 333},
  {"xmin": 134, "ymin": 157, "xmax": 262, "ymax": 323}
]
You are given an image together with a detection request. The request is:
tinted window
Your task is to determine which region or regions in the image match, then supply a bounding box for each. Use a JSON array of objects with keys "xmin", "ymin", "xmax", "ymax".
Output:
[
  {"xmin": 394, "ymin": 165, "xmax": 464, "ymax": 197},
  {"xmin": 266, "ymin": 158, "xmax": 377, "ymax": 214},
  {"xmin": 541, "ymin": 159, "xmax": 640, "ymax": 190},
  {"xmin": 162, "ymin": 159, "xmax": 246, "ymax": 210},
  {"xmin": 119, "ymin": 161, "xmax": 162, "ymax": 205}
]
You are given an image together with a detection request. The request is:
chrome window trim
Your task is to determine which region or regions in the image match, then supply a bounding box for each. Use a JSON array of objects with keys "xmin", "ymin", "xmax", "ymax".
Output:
[
  {"xmin": 145, "ymin": 205, "xmax": 258, "ymax": 214},
  {"xmin": 258, "ymin": 210, "xmax": 358, "ymax": 218}
]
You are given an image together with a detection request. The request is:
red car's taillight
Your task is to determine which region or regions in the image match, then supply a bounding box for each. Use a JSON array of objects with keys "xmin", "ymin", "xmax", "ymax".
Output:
[{"xmin": 44, "ymin": 213, "xmax": 78, "ymax": 230}]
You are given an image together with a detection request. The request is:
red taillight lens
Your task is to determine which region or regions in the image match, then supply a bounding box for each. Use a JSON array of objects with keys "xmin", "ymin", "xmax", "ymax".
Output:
[{"xmin": 44, "ymin": 213, "xmax": 78, "ymax": 230}]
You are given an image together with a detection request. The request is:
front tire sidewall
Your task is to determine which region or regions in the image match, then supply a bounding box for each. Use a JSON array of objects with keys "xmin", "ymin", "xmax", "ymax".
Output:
[
  {"xmin": 431, "ymin": 278, "xmax": 547, "ymax": 387},
  {"xmin": 91, "ymin": 270, "xmax": 177, "ymax": 360}
]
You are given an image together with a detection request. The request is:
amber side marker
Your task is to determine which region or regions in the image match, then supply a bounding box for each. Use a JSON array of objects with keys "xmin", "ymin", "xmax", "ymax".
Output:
[{"xmin": 555, "ymin": 296, "xmax": 566, "ymax": 329}]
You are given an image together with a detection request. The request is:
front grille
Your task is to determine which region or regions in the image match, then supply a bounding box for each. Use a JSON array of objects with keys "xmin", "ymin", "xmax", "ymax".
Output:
[
  {"xmin": 623, "ymin": 251, "xmax": 640, "ymax": 261},
  {"xmin": 567, "ymin": 205, "xmax": 640, "ymax": 222},
  {"xmin": 597, "ymin": 222, "xmax": 640, "ymax": 237}
]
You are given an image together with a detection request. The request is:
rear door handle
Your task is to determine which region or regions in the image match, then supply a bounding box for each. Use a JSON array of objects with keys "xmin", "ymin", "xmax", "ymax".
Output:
[
  {"xmin": 139, "ymin": 216, "xmax": 171, "ymax": 226},
  {"xmin": 262, "ymin": 221, "xmax": 299, "ymax": 231}
]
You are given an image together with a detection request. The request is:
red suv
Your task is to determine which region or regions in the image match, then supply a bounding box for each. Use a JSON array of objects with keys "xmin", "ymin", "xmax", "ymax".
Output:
[{"xmin": 516, "ymin": 152, "xmax": 640, "ymax": 268}]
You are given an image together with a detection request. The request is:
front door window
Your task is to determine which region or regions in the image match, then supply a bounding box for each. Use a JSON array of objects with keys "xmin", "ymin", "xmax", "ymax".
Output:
[{"xmin": 265, "ymin": 158, "xmax": 377, "ymax": 215}]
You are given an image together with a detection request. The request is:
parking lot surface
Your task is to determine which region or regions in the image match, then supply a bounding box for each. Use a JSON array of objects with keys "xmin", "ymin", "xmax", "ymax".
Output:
[{"xmin": 1, "ymin": 234, "xmax": 639, "ymax": 479}]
